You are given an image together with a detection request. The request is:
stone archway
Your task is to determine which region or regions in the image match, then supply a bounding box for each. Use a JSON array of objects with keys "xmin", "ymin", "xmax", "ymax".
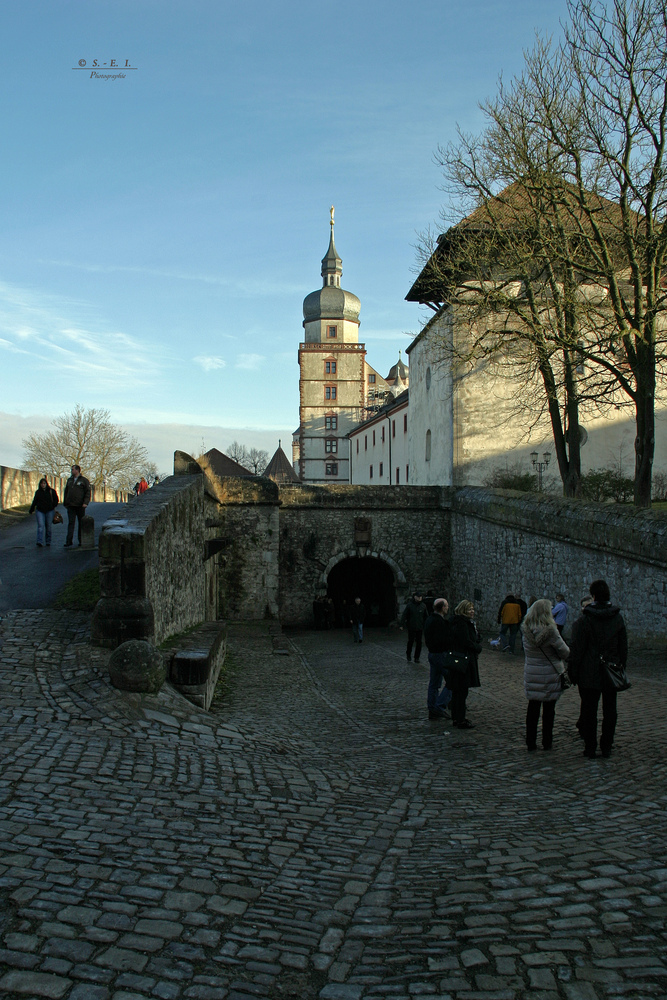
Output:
[{"xmin": 323, "ymin": 551, "xmax": 404, "ymax": 626}]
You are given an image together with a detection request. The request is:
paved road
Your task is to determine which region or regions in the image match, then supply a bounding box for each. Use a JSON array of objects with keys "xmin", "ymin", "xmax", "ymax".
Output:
[
  {"xmin": 0, "ymin": 615, "xmax": 665, "ymax": 999},
  {"xmin": 0, "ymin": 502, "xmax": 127, "ymax": 613}
]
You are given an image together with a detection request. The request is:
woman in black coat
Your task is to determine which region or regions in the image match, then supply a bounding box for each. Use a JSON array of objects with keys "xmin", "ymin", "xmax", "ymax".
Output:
[
  {"xmin": 445, "ymin": 600, "xmax": 482, "ymax": 729},
  {"xmin": 29, "ymin": 478, "xmax": 59, "ymax": 547},
  {"xmin": 568, "ymin": 579, "xmax": 627, "ymax": 759}
]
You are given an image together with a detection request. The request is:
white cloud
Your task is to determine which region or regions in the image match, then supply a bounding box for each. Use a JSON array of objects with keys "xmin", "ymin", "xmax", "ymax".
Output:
[
  {"xmin": 236, "ymin": 353, "xmax": 264, "ymax": 370},
  {"xmin": 0, "ymin": 279, "xmax": 165, "ymax": 389},
  {"xmin": 193, "ymin": 355, "xmax": 227, "ymax": 372}
]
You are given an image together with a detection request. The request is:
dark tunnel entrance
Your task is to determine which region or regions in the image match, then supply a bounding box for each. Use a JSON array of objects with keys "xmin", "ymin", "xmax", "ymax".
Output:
[{"xmin": 327, "ymin": 556, "xmax": 397, "ymax": 627}]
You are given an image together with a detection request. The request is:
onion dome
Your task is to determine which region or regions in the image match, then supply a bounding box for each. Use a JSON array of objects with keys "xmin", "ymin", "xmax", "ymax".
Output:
[{"xmin": 303, "ymin": 207, "xmax": 361, "ymax": 323}]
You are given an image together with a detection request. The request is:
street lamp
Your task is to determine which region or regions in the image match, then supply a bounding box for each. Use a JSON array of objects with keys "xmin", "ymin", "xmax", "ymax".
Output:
[{"xmin": 530, "ymin": 450, "xmax": 551, "ymax": 492}]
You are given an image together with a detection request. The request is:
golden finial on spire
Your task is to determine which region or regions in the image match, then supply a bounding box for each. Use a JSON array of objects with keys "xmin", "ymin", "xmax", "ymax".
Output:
[{"xmin": 330, "ymin": 205, "xmax": 335, "ymax": 228}]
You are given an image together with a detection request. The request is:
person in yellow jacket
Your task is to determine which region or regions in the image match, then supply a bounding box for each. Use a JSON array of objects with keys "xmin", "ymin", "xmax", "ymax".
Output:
[{"xmin": 498, "ymin": 594, "xmax": 522, "ymax": 654}]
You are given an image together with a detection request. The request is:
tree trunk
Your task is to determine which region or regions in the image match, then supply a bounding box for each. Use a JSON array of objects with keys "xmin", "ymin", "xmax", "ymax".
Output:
[
  {"xmin": 634, "ymin": 377, "xmax": 655, "ymax": 509},
  {"xmin": 536, "ymin": 357, "xmax": 570, "ymax": 494},
  {"xmin": 562, "ymin": 351, "xmax": 582, "ymax": 499}
]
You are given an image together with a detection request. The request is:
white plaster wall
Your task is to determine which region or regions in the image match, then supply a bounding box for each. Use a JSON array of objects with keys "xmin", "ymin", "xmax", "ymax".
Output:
[
  {"xmin": 349, "ymin": 404, "xmax": 409, "ymax": 484},
  {"xmin": 407, "ymin": 312, "xmax": 454, "ymax": 486}
]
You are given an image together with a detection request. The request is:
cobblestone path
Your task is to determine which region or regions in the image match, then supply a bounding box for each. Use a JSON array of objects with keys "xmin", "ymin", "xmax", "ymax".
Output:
[{"xmin": 1, "ymin": 612, "xmax": 666, "ymax": 1000}]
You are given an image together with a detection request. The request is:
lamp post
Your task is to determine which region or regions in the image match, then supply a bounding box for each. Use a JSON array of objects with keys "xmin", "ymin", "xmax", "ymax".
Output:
[{"xmin": 530, "ymin": 450, "xmax": 551, "ymax": 492}]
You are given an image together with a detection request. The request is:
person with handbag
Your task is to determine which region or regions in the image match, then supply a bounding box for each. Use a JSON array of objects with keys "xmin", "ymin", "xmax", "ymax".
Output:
[
  {"xmin": 446, "ymin": 600, "xmax": 482, "ymax": 729},
  {"xmin": 29, "ymin": 477, "xmax": 59, "ymax": 547},
  {"xmin": 521, "ymin": 599, "xmax": 570, "ymax": 751},
  {"xmin": 568, "ymin": 579, "xmax": 628, "ymax": 759}
]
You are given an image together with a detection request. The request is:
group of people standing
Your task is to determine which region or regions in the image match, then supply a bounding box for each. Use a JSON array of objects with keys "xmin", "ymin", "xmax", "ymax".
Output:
[
  {"xmin": 401, "ymin": 592, "xmax": 482, "ymax": 729},
  {"xmin": 399, "ymin": 581, "xmax": 627, "ymax": 756},
  {"xmin": 523, "ymin": 579, "xmax": 627, "ymax": 758},
  {"xmin": 29, "ymin": 465, "xmax": 91, "ymax": 548}
]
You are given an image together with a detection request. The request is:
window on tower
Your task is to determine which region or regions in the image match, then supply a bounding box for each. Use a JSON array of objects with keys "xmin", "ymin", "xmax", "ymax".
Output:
[
  {"xmin": 327, "ymin": 325, "xmax": 337, "ymax": 338},
  {"xmin": 325, "ymin": 438, "xmax": 337, "ymax": 453},
  {"xmin": 325, "ymin": 414, "xmax": 337, "ymax": 430},
  {"xmin": 325, "ymin": 361, "xmax": 337, "ymax": 375},
  {"xmin": 325, "ymin": 463, "xmax": 338, "ymax": 476},
  {"xmin": 325, "ymin": 385, "xmax": 337, "ymax": 400}
]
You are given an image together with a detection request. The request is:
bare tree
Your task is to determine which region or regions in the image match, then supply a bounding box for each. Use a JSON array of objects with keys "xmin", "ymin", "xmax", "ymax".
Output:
[
  {"xmin": 226, "ymin": 441, "xmax": 250, "ymax": 467},
  {"xmin": 23, "ymin": 404, "xmax": 152, "ymax": 490},
  {"xmin": 417, "ymin": 0, "xmax": 667, "ymax": 505},
  {"xmin": 246, "ymin": 448, "xmax": 269, "ymax": 475}
]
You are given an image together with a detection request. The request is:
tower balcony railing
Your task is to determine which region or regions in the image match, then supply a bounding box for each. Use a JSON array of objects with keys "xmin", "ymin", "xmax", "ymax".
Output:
[{"xmin": 299, "ymin": 342, "xmax": 365, "ymax": 351}]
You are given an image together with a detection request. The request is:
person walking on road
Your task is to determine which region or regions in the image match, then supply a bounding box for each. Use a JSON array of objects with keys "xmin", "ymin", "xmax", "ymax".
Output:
[
  {"xmin": 521, "ymin": 599, "xmax": 570, "ymax": 751},
  {"xmin": 63, "ymin": 464, "xmax": 91, "ymax": 547},
  {"xmin": 446, "ymin": 600, "xmax": 482, "ymax": 729},
  {"xmin": 400, "ymin": 593, "xmax": 428, "ymax": 664},
  {"xmin": 552, "ymin": 593, "xmax": 569, "ymax": 636},
  {"xmin": 568, "ymin": 579, "xmax": 628, "ymax": 759},
  {"xmin": 29, "ymin": 478, "xmax": 59, "ymax": 548},
  {"xmin": 349, "ymin": 597, "xmax": 366, "ymax": 644},
  {"xmin": 423, "ymin": 598, "xmax": 453, "ymax": 720}
]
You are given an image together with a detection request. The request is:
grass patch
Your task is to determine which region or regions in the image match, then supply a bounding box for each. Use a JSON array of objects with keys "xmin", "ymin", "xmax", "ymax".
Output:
[
  {"xmin": 158, "ymin": 622, "xmax": 205, "ymax": 651},
  {"xmin": 52, "ymin": 568, "xmax": 100, "ymax": 611},
  {"xmin": 209, "ymin": 643, "xmax": 239, "ymax": 711}
]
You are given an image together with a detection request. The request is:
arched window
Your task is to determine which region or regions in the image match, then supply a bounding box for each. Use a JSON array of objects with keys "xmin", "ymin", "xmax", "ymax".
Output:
[{"xmin": 425, "ymin": 429, "xmax": 431, "ymax": 462}]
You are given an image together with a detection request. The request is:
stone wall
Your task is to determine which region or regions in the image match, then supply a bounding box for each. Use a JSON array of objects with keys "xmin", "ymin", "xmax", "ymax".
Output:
[
  {"xmin": 1, "ymin": 464, "xmax": 127, "ymax": 509},
  {"xmin": 446, "ymin": 487, "xmax": 667, "ymax": 641},
  {"xmin": 277, "ymin": 484, "xmax": 450, "ymax": 625},
  {"xmin": 93, "ymin": 475, "xmax": 205, "ymax": 647},
  {"xmin": 1, "ymin": 467, "xmax": 67, "ymax": 509},
  {"xmin": 204, "ymin": 477, "xmax": 280, "ymax": 621}
]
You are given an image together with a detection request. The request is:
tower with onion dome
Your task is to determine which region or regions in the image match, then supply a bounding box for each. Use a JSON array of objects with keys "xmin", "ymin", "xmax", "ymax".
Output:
[{"xmin": 295, "ymin": 208, "xmax": 367, "ymax": 483}]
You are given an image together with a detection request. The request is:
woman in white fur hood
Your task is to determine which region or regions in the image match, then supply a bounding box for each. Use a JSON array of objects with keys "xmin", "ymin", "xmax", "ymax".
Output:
[{"xmin": 521, "ymin": 599, "xmax": 570, "ymax": 751}]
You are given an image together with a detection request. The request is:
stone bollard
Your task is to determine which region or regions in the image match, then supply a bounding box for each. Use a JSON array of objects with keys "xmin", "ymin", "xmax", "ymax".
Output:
[
  {"xmin": 108, "ymin": 640, "xmax": 166, "ymax": 694},
  {"xmin": 80, "ymin": 514, "xmax": 95, "ymax": 549}
]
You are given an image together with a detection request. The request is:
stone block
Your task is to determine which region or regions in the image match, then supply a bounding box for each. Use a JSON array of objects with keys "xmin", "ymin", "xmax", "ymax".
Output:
[
  {"xmin": 80, "ymin": 514, "xmax": 95, "ymax": 549},
  {"xmin": 91, "ymin": 597, "xmax": 155, "ymax": 649},
  {"xmin": 108, "ymin": 640, "xmax": 166, "ymax": 694},
  {"xmin": 167, "ymin": 622, "xmax": 227, "ymax": 710}
]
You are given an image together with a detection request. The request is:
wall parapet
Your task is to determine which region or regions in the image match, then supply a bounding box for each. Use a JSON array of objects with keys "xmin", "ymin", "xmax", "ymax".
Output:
[
  {"xmin": 449, "ymin": 486, "xmax": 667, "ymax": 569},
  {"xmin": 278, "ymin": 483, "xmax": 445, "ymax": 510},
  {"xmin": 1, "ymin": 464, "xmax": 127, "ymax": 510},
  {"xmin": 92, "ymin": 475, "xmax": 205, "ymax": 648}
]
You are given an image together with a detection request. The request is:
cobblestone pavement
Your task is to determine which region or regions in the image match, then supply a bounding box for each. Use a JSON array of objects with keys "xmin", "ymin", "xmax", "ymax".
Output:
[{"xmin": 1, "ymin": 613, "xmax": 666, "ymax": 1000}]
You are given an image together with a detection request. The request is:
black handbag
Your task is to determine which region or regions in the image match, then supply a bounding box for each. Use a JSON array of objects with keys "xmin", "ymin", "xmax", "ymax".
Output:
[
  {"xmin": 444, "ymin": 650, "xmax": 468, "ymax": 673},
  {"xmin": 600, "ymin": 656, "xmax": 631, "ymax": 691}
]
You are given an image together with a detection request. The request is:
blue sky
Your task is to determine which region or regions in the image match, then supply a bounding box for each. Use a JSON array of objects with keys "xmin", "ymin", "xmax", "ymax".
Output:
[{"xmin": 0, "ymin": 0, "xmax": 568, "ymax": 473}]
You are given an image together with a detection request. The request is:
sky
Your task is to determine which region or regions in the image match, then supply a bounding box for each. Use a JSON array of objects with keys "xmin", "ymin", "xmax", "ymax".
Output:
[{"xmin": 0, "ymin": 0, "xmax": 569, "ymax": 475}]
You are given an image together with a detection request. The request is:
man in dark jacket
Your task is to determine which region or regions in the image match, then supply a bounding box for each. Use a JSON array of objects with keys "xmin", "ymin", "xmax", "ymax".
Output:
[
  {"xmin": 568, "ymin": 579, "xmax": 628, "ymax": 758},
  {"xmin": 63, "ymin": 464, "xmax": 91, "ymax": 547},
  {"xmin": 423, "ymin": 598, "xmax": 452, "ymax": 720},
  {"xmin": 400, "ymin": 593, "xmax": 428, "ymax": 664},
  {"xmin": 349, "ymin": 597, "xmax": 366, "ymax": 644}
]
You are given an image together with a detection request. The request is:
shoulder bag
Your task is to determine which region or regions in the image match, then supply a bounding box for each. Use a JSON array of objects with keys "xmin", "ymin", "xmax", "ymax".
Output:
[
  {"xmin": 537, "ymin": 638, "xmax": 572, "ymax": 690},
  {"xmin": 599, "ymin": 655, "xmax": 631, "ymax": 691}
]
